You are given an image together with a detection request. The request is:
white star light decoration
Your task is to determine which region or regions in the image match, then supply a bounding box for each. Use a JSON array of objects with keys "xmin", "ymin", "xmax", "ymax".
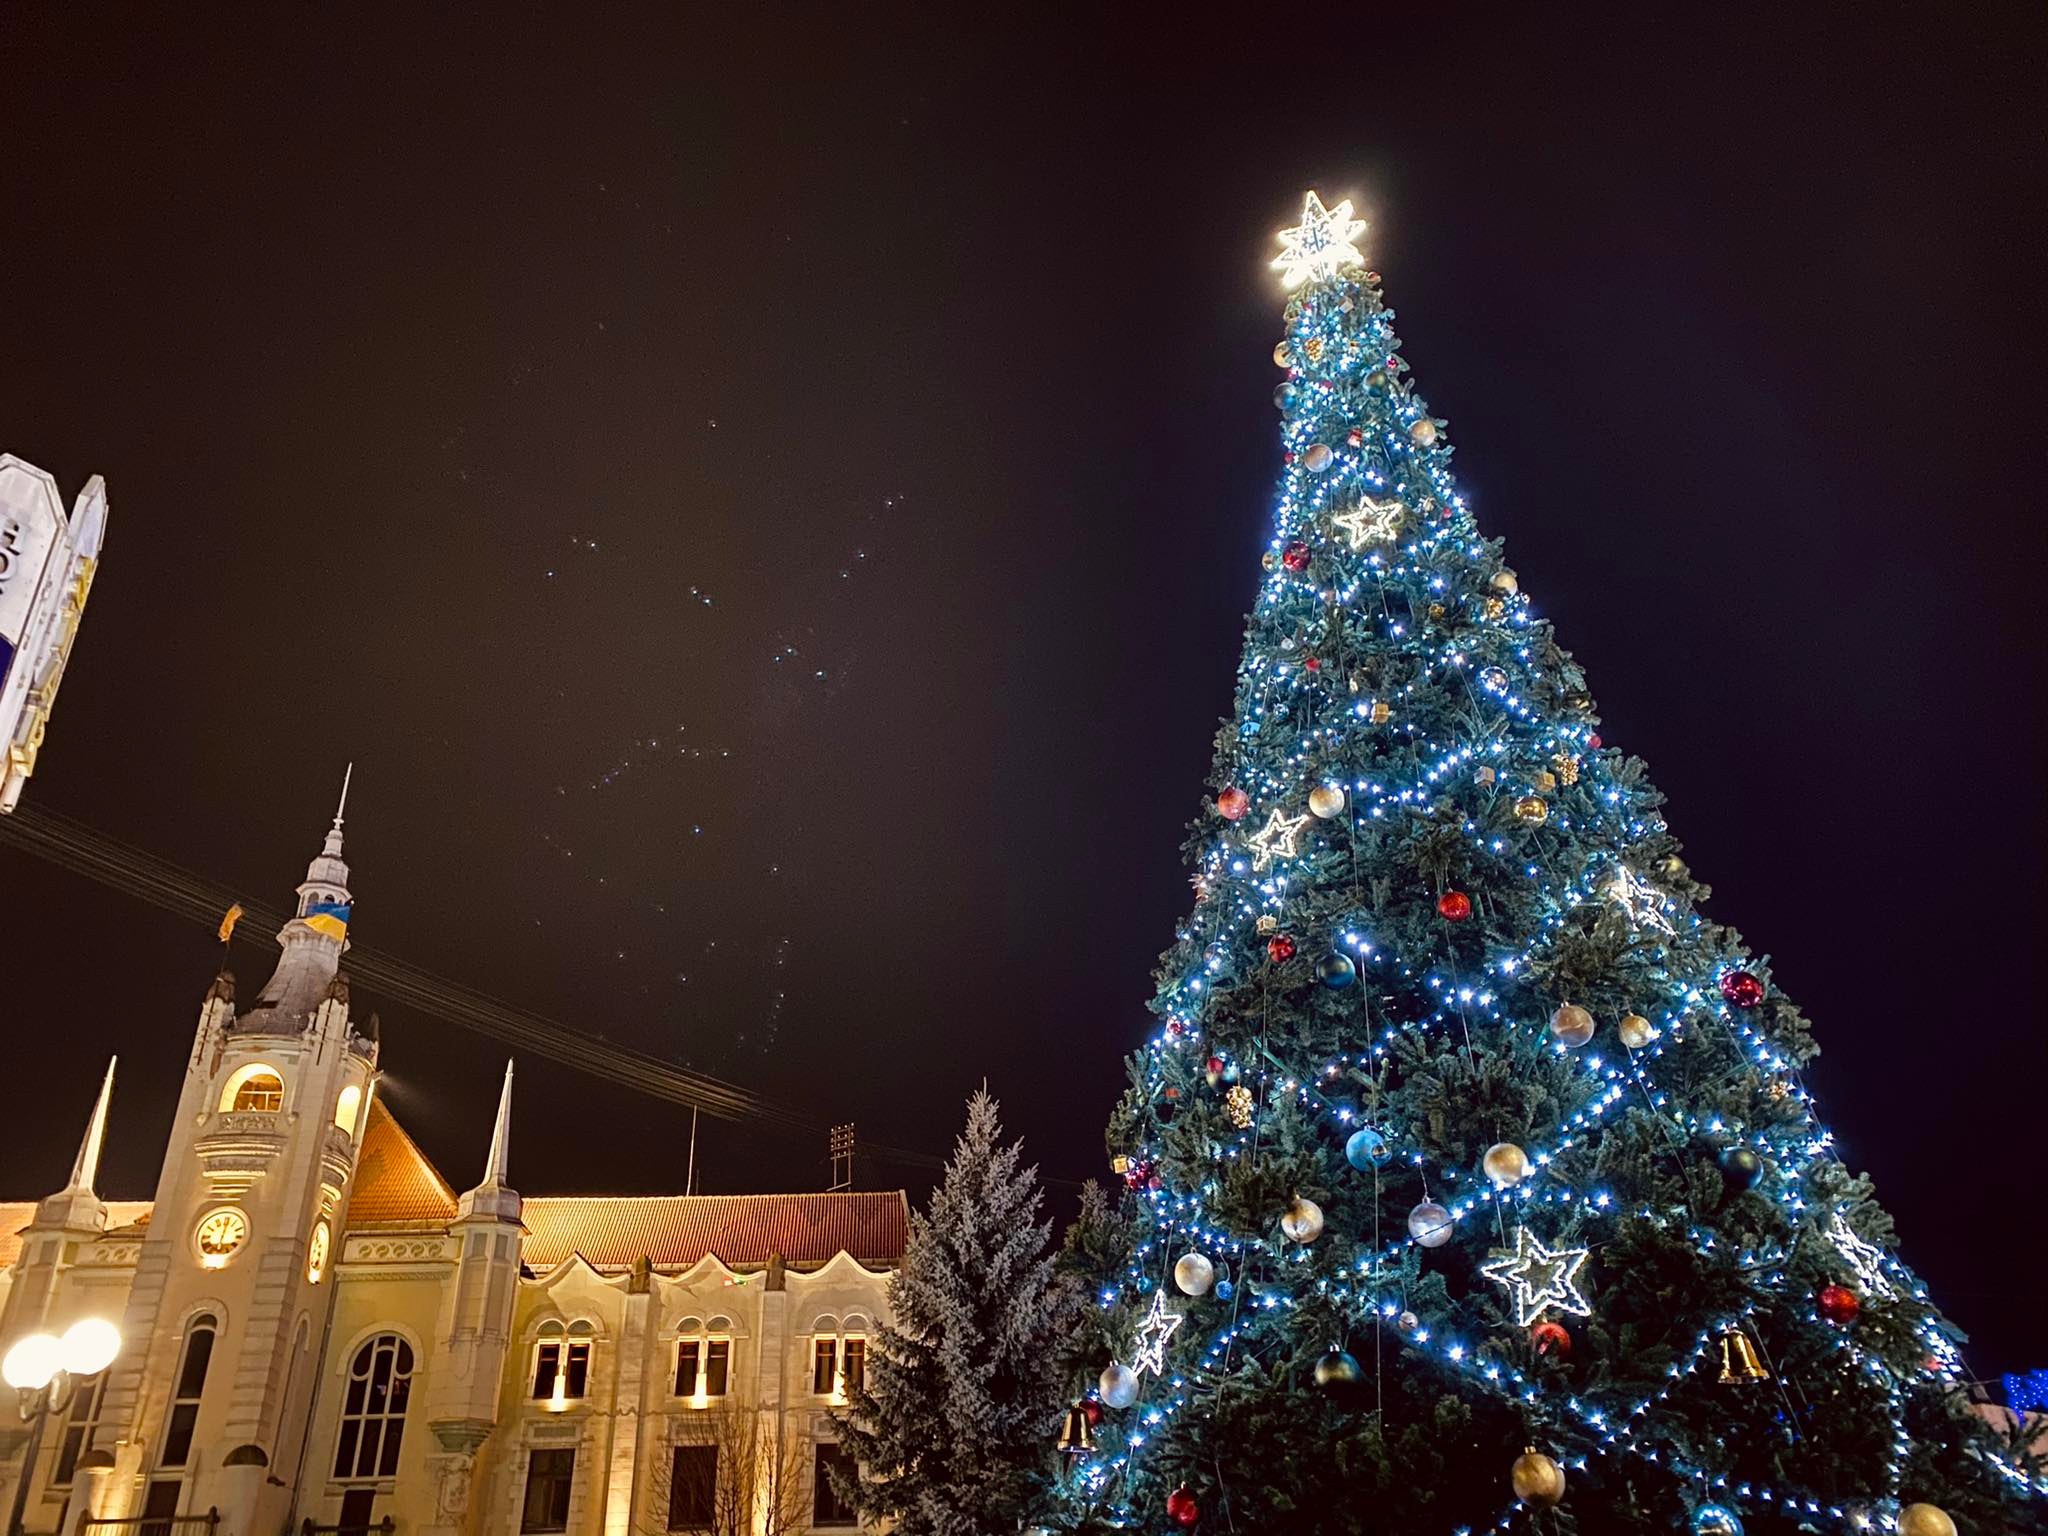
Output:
[
  {"xmin": 1246, "ymin": 808, "xmax": 1312, "ymax": 871},
  {"xmin": 1130, "ymin": 1290, "xmax": 1184, "ymax": 1377},
  {"xmin": 1272, "ymin": 191, "xmax": 1368, "ymax": 290},
  {"xmin": 1606, "ymin": 866, "xmax": 1676, "ymax": 935},
  {"xmin": 1480, "ymin": 1227, "xmax": 1593, "ymax": 1327},
  {"xmin": 1333, "ymin": 495, "xmax": 1406, "ymax": 551},
  {"xmin": 1827, "ymin": 1214, "xmax": 1898, "ymax": 1300}
]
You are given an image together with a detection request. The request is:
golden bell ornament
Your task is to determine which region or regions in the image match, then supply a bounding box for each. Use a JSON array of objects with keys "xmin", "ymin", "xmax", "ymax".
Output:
[
  {"xmin": 1898, "ymin": 1503, "xmax": 1957, "ymax": 1536},
  {"xmin": 1512, "ymin": 795, "xmax": 1549, "ymax": 825},
  {"xmin": 1717, "ymin": 1327, "xmax": 1770, "ymax": 1385},
  {"xmin": 1057, "ymin": 1402, "xmax": 1095, "ymax": 1459},
  {"xmin": 1307, "ymin": 784, "xmax": 1346, "ymax": 819},
  {"xmin": 1549, "ymin": 1003, "xmax": 1595, "ymax": 1048},
  {"xmin": 1510, "ymin": 1448, "xmax": 1566, "ymax": 1508},
  {"xmin": 1483, "ymin": 1141, "xmax": 1530, "ymax": 1188},
  {"xmin": 1617, "ymin": 1013, "xmax": 1659, "ymax": 1050},
  {"xmin": 1280, "ymin": 1195, "xmax": 1325, "ymax": 1243}
]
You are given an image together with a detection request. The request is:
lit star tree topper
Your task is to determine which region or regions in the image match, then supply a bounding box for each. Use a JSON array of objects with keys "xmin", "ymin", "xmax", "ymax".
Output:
[
  {"xmin": 1480, "ymin": 1227, "xmax": 1593, "ymax": 1327},
  {"xmin": 1271, "ymin": 191, "xmax": 1368, "ymax": 290},
  {"xmin": 1245, "ymin": 807, "xmax": 1311, "ymax": 871},
  {"xmin": 1130, "ymin": 1289, "xmax": 1185, "ymax": 1377},
  {"xmin": 1332, "ymin": 495, "xmax": 1407, "ymax": 551}
]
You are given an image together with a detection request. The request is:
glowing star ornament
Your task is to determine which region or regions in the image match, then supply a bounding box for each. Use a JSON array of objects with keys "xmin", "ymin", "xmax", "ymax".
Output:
[
  {"xmin": 1245, "ymin": 807, "xmax": 1312, "ymax": 871},
  {"xmin": 1271, "ymin": 191, "xmax": 1367, "ymax": 290},
  {"xmin": 1130, "ymin": 1290, "xmax": 1185, "ymax": 1378},
  {"xmin": 1606, "ymin": 866, "xmax": 1676, "ymax": 935},
  {"xmin": 1332, "ymin": 496, "xmax": 1406, "ymax": 551},
  {"xmin": 1480, "ymin": 1227, "xmax": 1593, "ymax": 1328},
  {"xmin": 1827, "ymin": 1214, "xmax": 1898, "ymax": 1301}
]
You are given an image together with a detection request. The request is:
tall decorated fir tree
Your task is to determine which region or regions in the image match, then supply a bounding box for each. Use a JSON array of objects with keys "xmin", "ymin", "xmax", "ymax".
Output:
[
  {"xmin": 836, "ymin": 1090, "xmax": 1079, "ymax": 1534},
  {"xmin": 1070, "ymin": 193, "xmax": 2045, "ymax": 1536}
]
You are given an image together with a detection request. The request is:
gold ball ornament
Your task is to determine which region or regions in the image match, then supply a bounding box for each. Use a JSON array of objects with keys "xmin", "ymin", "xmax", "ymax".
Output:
[
  {"xmin": 1410, "ymin": 418, "xmax": 1439, "ymax": 446},
  {"xmin": 1280, "ymin": 1195, "xmax": 1325, "ymax": 1243},
  {"xmin": 1307, "ymin": 784, "xmax": 1346, "ymax": 819},
  {"xmin": 1427, "ymin": 601, "xmax": 1446, "ymax": 619},
  {"xmin": 1899, "ymin": 1506, "xmax": 1957, "ymax": 1536},
  {"xmin": 1510, "ymin": 1449, "xmax": 1566, "ymax": 1508},
  {"xmin": 1483, "ymin": 1142, "xmax": 1531, "ymax": 1188},
  {"xmin": 1303, "ymin": 443, "xmax": 1334, "ymax": 472},
  {"xmin": 1490, "ymin": 569, "xmax": 1519, "ymax": 595},
  {"xmin": 1512, "ymin": 795, "xmax": 1549, "ymax": 825},
  {"xmin": 1272, "ymin": 341, "xmax": 1293, "ymax": 368},
  {"xmin": 1549, "ymin": 1003, "xmax": 1596, "ymax": 1048},
  {"xmin": 1225, "ymin": 1084, "xmax": 1255, "ymax": 1129},
  {"xmin": 1617, "ymin": 1012, "xmax": 1659, "ymax": 1049},
  {"xmin": 1262, "ymin": 550, "xmax": 1279, "ymax": 571},
  {"xmin": 1366, "ymin": 368, "xmax": 1389, "ymax": 390}
]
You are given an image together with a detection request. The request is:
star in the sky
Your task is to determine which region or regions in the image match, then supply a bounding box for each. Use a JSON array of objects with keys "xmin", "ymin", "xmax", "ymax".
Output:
[
  {"xmin": 1246, "ymin": 807, "xmax": 1311, "ymax": 871},
  {"xmin": 1272, "ymin": 191, "xmax": 1368, "ymax": 290},
  {"xmin": 1480, "ymin": 1226, "xmax": 1593, "ymax": 1327},
  {"xmin": 1606, "ymin": 866, "xmax": 1676, "ymax": 935},
  {"xmin": 1130, "ymin": 1289, "xmax": 1184, "ymax": 1377},
  {"xmin": 1332, "ymin": 495, "xmax": 1406, "ymax": 551}
]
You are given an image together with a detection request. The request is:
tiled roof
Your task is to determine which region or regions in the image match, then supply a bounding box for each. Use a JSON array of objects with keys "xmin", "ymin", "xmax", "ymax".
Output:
[
  {"xmin": 521, "ymin": 1191, "xmax": 910, "ymax": 1272},
  {"xmin": 0, "ymin": 1201, "xmax": 157, "ymax": 1270},
  {"xmin": 347, "ymin": 1098, "xmax": 460, "ymax": 1226}
]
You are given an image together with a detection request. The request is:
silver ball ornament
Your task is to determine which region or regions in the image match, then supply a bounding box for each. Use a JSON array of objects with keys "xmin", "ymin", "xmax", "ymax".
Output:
[
  {"xmin": 1172, "ymin": 1252, "xmax": 1215, "ymax": 1296},
  {"xmin": 1689, "ymin": 1504, "xmax": 1745, "ymax": 1536},
  {"xmin": 1280, "ymin": 1195, "xmax": 1325, "ymax": 1243},
  {"xmin": 1407, "ymin": 1200, "xmax": 1454, "ymax": 1247},
  {"xmin": 1410, "ymin": 418, "xmax": 1439, "ymax": 446},
  {"xmin": 1098, "ymin": 1362, "xmax": 1139, "ymax": 1409},
  {"xmin": 1303, "ymin": 443, "xmax": 1334, "ymax": 472},
  {"xmin": 1307, "ymin": 783, "xmax": 1345, "ymax": 819}
]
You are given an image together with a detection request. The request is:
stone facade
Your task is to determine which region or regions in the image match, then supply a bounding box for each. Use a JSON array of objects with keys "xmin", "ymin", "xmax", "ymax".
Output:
[{"xmin": 0, "ymin": 812, "xmax": 903, "ymax": 1536}]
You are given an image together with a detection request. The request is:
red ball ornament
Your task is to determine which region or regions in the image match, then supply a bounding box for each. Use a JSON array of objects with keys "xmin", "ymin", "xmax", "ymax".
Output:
[
  {"xmin": 1719, "ymin": 970, "xmax": 1766, "ymax": 1008},
  {"xmin": 1818, "ymin": 1283, "xmax": 1861, "ymax": 1325},
  {"xmin": 1166, "ymin": 1485, "xmax": 1200, "ymax": 1529},
  {"xmin": 1266, "ymin": 935, "xmax": 1297, "ymax": 964},
  {"xmin": 1217, "ymin": 786, "xmax": 1250, "ymax": 822},
  {"xmin": 1588, "ymin": 734, "xmax": 1603, "ymax": 750},
  {"xmin": 1346, "ymin": 427, "xmax": 1363, "ymax": 448},
  {"xmin": 1437, "ymin": 890, "xmax": 1473, "ymax": 922},
  {"xmin": 1303, "ymin": 655, "xmax": 1321, "ymax": 672},
  {"xmin": 1281, "ymin": 541, "xmax": 1312, "ymax": 572},
  {"xmin": 1529, "ymin": 1320, "xmax": 1572, "ymax": 1358},
  {"xmin": 1082, "ymin": 1398, "xmax": 1104, "ymax": 1426},
  {"xmin": 1204, "ymin": 1055, "xmax": 1226, "ymax": 1082}
]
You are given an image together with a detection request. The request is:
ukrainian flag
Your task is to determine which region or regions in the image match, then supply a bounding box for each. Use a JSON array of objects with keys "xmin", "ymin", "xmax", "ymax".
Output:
[{"xmin": 303, "ymin": 900, "xmax": 351, "ymax": 942}]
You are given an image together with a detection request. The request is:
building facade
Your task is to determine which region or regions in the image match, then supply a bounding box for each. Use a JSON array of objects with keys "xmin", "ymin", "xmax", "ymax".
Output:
[{"xmin": 0, "ymin": 809, "xmax": 905, "ymax": 1536}]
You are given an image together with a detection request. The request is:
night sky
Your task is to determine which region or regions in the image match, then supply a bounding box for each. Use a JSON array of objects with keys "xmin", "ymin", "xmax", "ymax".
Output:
[{"xmin": 1, "ymin": 7, "xmax": 2042, "ymax": 1374}]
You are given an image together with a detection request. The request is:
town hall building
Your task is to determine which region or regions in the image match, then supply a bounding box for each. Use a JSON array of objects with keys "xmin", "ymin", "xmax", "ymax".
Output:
[{"xmin": 0, "ymin": 805, "xmax": 905, "ymax": 1536}]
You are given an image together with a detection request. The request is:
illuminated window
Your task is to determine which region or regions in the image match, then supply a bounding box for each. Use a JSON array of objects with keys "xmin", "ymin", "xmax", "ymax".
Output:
[
  {"xmin": 52, "ymin": 1372, "xmax": 105, "ymax": 1486},
  {"xmin": 159, "ymin": 1315, "xmax": 217, "ymax": 1468},
  {"xmin": 532, "ymin": 1322, "xmax": 593, "ymax": 1402},
  {"xmin": 334, "ymin": 1334, "xmax": 413, "ymax": 1480},
  {"xmin": 219, "ymin": 1065, "xmax": 285, "ymax": 1113},
  {"xmin": 334, "ymin": 1084, "xmax": 362, "ymax": 1136},
  {"xmin": 673, "ymin": 1319, "xmax": 729, "ymax": 1400},
  {"xmin": 810, "ymin": 1317, "xmax": 866, "ymax": 1399},
  {"xmin": 812, "ymin": 1337, "xmax": 837, "ymax": 1395}
]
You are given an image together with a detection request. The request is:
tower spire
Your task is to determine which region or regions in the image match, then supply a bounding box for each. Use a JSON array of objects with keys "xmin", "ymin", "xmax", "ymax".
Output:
[
  {"xmin": 67, "ymin": 1056, "xmax": 116, "ymax": 1194},
  {"xmin": 482, "ymin": 1059, "xmax": 514, "ymax": 1189},
  {"xmin": 324, "ymin": 762, "xmax": 352, "ymax": 858}
]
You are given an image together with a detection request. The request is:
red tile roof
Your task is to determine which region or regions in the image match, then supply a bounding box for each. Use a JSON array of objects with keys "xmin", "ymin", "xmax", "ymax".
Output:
[
  {"xmin": 347, "ymin": 1098, "xmax": 460, "ymax": 1226},
  {"xmin": 0, "ymin": 1201, "xmax": 156, "ymax": 1270},
  {"xmin": 521, "ymin": 1191, "xmax": 910, "ymax": 1272}
]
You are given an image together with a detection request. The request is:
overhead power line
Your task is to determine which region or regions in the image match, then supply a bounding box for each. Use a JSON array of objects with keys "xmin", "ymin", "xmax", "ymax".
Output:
[{"xmin": 0, "ymin": 804, "xmax": 948, "ymax": 1176}]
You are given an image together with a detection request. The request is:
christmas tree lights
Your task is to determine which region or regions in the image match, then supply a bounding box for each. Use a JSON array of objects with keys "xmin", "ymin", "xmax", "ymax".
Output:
[{"xmin": 1069, "ymin": 192, "xmax": 2045, "ymax": 1536}]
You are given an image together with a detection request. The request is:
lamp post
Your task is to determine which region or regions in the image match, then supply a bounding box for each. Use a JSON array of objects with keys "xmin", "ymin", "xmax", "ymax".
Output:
[{"xmin": 3, "ymin": 1319, "xmax": 121, "ymax": 1536}]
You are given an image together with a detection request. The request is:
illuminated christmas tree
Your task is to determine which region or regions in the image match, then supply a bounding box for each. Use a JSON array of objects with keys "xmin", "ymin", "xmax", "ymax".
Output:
[{"xmin": 1068, "ymin": 193, "xmax": 2046, "ymax": 1536}]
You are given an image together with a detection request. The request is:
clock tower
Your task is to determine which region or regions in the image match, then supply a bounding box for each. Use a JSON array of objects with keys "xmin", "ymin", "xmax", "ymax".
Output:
[{"xmin": 93, "ymin": 782, "xmax": 379, "ymax": 1536}]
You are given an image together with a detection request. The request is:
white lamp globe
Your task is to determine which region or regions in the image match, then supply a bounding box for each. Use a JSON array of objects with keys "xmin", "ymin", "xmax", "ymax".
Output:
[
  {"xmin": 2, "ymin": 1332, "xmax": 63, "ymax": 1391},
  {"xmin": 59, "ymin": 1318, "xmax": 120, "ymax": 1377}
]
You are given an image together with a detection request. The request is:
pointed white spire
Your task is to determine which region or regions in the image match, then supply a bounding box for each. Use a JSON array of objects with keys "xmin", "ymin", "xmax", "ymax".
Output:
[
  {"xmin": 67, "ymin": 1057, "xmax": 116, "ymax": 1195},
  {"xmin": 482, "ymin": 1059, "xmax": 514, "ymax": 1189},
  {"xmin": 323, "ymin": 762, "xmax": 353, "ymax": 858}
]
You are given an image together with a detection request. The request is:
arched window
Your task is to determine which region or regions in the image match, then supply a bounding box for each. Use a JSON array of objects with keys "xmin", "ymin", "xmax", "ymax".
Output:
[
  {"xmin": 334, "ymin": 1334, "xmax": 413, "ymax": 1480},
  {"xmin": 812, "ymin": 1314, "xmax": 867, "ymax": 1401},
  {"xmin": 532, "ymin": 1321, "xmax": 593, "ymax": 1404},
  {"xmin": 334, "ymin": 1084, "xmax": 363, "ymax": 1136},
  {"xmin": 219, "ymin": 1064, "xmax": 285, "ymax": 1113},
  {"xmin": 673, "ymin": 1316, "xmax": 731, "ymax": 1402},
  {"xmin": 159, "ymin": 1314, "xmax": 217, "ymax": 1468}
]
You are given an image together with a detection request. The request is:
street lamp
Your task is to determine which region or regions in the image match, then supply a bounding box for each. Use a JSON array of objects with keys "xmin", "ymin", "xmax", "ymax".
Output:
[{"xmin": 3, "ymin": 1319, "xmax": 121, "ymax": 1536}]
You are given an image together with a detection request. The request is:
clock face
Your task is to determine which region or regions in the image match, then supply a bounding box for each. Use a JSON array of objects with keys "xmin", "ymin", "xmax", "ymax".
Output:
[
  {"xmin": 196, "ymin": 1207, "xmax": 249, "ymax": 1267},
  {"xmin": 307, "ymin": 1220, "xmax": 331, "ymax": 1284}
]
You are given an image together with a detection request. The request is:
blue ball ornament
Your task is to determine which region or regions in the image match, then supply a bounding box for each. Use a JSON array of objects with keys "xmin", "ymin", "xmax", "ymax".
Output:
[
  {"xmin": 1213, "ymin": 1279, "xmax": 1234, "ymax": 1302},
  {"xmin": 1317, "ymin": 952, "xmax": 1357, "ymax": 989},
  {"xmin": 1689, "ymin": 1504, "xmax": 1744, "ymax": 1536},
  {"xmin": 1345, "ymin": 1126, "xmax": 1392, "ymax": 1170}
]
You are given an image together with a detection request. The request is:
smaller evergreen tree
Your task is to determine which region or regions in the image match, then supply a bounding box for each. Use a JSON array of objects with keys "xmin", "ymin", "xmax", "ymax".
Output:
[{"xmin": 835, "ymin": 1089, "xmax": 1079, "ymax": 1535}]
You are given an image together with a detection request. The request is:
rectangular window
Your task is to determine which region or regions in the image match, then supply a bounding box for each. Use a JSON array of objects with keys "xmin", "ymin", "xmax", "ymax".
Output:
[
  {"xmin": 675, "ymin": 1339, "xmax": 700, "ymax": 1396},
  {"xmin": 521, "ymin": 1448, "xmax": 575, "ymax": 1533},
  {"xmin": 139, "ymin": 1480, "xmax": 182, "ymax": 1536},
  {"xmin": 813, "ymin": 1337, "xmax": 837, "ymax": 1395},
  {"xmin": 666, "ymin": 1445, "xmax": 717, "ymax": 1529},
  {"xmin": 842, "ymin": 1337, "xmax": 865, "ymax": 1395},
  {"xmin": 563, "ymin": 1341, "xmax": 590, "ymax": 1398},
  {"xmin": 813, "ymin": 1443, "xmax": 858, "ymax": 1526},
  {"xmin": 338, "ymin": 1489, "xmax": 377, "ymax": 1534},
  {"xmin": 52, "ymin": 1374, "xmax": 104, "ymax": 1486},
  {"xmin": 160, "ymin": 1322, "xmax": 216, "ymax": 1467},
  {"xmin": 533, "ymin": 1342, "xmax": 559, "ymax": 1398},
  {"xmin": 702, "ymin": 1338, "xmax": 729, "ymax": 1397}
]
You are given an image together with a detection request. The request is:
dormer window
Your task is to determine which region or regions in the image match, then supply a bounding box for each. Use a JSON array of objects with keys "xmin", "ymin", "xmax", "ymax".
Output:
[{"xmin": 229, "ymin": 1069, "xmax": 285, "ymax": 1113}]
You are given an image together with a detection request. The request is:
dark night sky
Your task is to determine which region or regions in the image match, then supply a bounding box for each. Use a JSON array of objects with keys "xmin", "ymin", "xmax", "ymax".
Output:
[{"xmin": 1, "ymin": 7, "xmax": 2043, "ymax": 1373}]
